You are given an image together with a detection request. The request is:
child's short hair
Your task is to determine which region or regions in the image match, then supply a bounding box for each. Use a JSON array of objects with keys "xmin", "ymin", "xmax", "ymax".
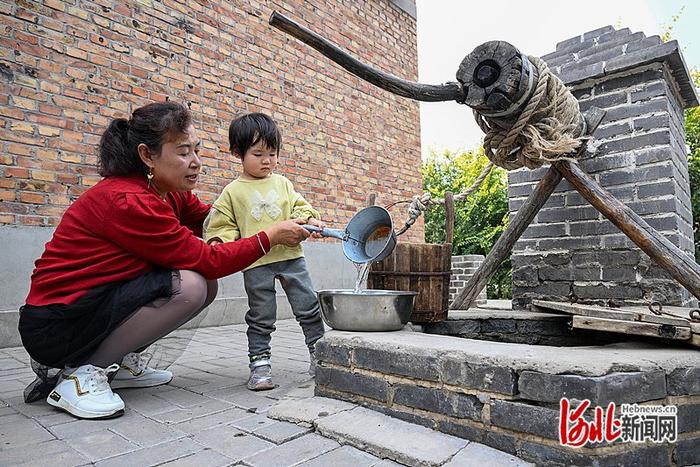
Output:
[{"xmin": 228, "ymin": 112, "xmax": 281, "ymax": 158}]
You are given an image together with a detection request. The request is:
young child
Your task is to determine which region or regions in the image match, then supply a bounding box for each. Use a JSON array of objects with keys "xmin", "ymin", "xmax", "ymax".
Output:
[{"xmin": 204, "ymin": 112, "xmax": 325, "ymax": 391}]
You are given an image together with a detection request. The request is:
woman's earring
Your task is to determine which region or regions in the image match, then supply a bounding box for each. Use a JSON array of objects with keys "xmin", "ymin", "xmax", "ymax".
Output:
[{"xmin": 147, "ymin": 167, "xmax": 154, "ymax": 189}]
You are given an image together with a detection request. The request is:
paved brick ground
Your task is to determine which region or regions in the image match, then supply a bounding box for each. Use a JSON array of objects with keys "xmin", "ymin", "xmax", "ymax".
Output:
[{"xmin": 0, "ymin": 320, "xmax": 398, "ymax": 466}]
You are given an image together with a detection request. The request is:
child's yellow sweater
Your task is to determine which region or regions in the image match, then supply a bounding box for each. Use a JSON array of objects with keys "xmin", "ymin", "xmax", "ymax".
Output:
[{"xmin": 203, "ymin": 173, "xmax": 319, "ymax": 270}]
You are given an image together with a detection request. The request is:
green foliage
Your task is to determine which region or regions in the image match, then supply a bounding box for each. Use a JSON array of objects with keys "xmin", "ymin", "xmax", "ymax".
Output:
[
  {"xmin": 660, "ymin": 6, "xmax": 685, "ymax": 43},
  {"xmin": 422, "ymin": 148, "xmax": 511, "ymax": 298},
  {"xmin": 686, "ymin": 69, "xmax": 700, "ymax": 259}
]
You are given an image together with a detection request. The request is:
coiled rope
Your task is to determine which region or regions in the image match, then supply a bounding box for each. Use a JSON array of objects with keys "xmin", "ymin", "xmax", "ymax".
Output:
[{"xmin": 394, "ymin": 56, "xmax": 587, "ymax": 236}]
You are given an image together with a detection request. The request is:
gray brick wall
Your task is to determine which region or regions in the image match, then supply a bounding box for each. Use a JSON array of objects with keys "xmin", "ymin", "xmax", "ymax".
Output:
[
  {"xmin": 449, "ymin": 255, "xmax": 486, "ymax": 305},
  {"xmin": 510, "ymin": 26, "xmax": 698, "ymax": 309}
]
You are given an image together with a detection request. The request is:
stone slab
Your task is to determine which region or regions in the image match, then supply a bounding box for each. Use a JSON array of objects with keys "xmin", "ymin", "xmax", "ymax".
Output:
[
  {"xmin": 241, "ymin": 433, "xmax": 340, "ymax": 467},
  {"xmin": 444, "ymin": 443, "xmax": 534, "ymax": 467},
  {"xmin": 319, "ymin": 331, "xmax": 700, "ymax": 377},
  {"xmin": 315, "ymin": 406, "xmax": 468, "ymax": 467},
  {"xmin": 267, "ymin": 396, "xmax": 356, "ymax": 425}
]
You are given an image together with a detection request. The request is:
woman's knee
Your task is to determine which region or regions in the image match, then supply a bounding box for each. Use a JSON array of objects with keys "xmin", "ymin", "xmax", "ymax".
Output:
[{"xmin": 174, "ymin": 270, "xmax": 209, "ymax": 310}]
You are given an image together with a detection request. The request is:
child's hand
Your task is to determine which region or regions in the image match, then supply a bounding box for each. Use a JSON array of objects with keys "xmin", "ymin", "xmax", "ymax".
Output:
[
  {"xmin": 208, "ymin": 239, "xmax": 222, "ymax": 246},
  {"xmin": 306, "ymin": 218, "xmax": 326, "ymax": 239}
]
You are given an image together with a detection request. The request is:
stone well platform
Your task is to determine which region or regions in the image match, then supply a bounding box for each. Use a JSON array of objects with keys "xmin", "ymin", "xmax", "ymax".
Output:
[{"xmin": 314, "ymin": 330, "xmax": 700, "ymax": 466}]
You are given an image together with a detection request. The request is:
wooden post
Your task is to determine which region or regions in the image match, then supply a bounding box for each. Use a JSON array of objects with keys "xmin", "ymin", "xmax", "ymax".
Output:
[{"xmin": 444, "ymin": 191, "xmax": 455, "ymax": 245}]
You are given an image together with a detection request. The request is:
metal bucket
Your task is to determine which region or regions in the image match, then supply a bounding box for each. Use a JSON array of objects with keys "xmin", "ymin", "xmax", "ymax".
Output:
[
  {"xmin": 303, "ymin": 206, "xmax": 396, "ymax": 264},
  {"xmin": 317, "ymin": 289, "xmax": 417, "ymax": 331}
]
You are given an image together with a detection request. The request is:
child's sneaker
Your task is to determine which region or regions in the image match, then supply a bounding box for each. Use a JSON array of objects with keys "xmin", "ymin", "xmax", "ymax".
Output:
[
  {"xmin": 247, "ymin": 359, "xmax": 274, "ymax": 391},
  {"xmin": 111, "ymin": 352, "xmax": 173, "ymax": 389},
  {"xmin": 46, "ymin": 364, "xmax": 124, "ymax": 419}
]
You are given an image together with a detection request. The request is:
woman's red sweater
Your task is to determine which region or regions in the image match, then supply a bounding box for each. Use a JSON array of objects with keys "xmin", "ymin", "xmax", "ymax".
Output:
[{"xmin": 25, "ymin": 175, "xmax": 270, "ymax": 306}]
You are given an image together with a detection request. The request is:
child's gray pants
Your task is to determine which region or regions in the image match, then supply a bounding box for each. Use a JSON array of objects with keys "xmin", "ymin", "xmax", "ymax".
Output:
[{"xmin": 243, "ymin": 257, "xmax": 324, "ymax": 360}]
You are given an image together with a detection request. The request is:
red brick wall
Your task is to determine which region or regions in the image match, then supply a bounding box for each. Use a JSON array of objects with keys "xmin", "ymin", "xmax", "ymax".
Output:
[{"xmin": 0, "ymin": 0, "xmax": 423, "ymax": 240}]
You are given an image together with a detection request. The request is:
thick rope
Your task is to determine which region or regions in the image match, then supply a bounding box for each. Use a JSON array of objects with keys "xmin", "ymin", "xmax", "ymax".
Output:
[
  {"xmin": 394, "ymin": 55, "xmax": 586, "ymax": 235},
  {"xmin": 475, "ymin": 56, "xmax": 585, "ymax": 170}
]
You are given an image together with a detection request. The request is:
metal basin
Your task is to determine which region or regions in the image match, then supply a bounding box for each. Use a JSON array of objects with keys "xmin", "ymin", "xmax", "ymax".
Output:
[{"xmin": 317, "ymin": 289, "xmax": 417, "ymax": 331}]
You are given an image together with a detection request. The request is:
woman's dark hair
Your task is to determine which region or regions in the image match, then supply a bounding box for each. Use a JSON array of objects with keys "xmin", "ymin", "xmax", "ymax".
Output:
[
  {"xmin": 228, "ymin": 112, "xmax": 281, "ymax": 159},
  {"xmin": 98, "ymin": 102, "xmax": 192, "ymax": 177}
]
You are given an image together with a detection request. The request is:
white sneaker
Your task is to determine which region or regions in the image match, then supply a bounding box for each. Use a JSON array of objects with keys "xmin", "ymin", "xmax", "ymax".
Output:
[
  {"xmin": 47, "ymin": 364, "xmax": 124, "ymax": 419},
  {"xmin": 111, "ymin": 352, "xmax": 173, "ymax": 389}
]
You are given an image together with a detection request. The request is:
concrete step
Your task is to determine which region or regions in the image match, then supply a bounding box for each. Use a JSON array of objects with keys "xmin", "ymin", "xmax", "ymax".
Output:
[{"xmin": 268, "ymin": 396, "xmax": 532, "ymax": 467}]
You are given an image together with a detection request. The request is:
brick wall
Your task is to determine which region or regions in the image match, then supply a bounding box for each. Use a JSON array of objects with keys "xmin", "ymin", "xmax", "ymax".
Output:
[
  {"xmin": 0, "ymin": 0, "xmax": 423, "ymax": 240},
  {"xmin": 509, "ymin": 26, "xmax": 699, "ymax": 308},
  {"xmin": 448, "ymin": 254, "xmax": 486, "ymax": 306}
]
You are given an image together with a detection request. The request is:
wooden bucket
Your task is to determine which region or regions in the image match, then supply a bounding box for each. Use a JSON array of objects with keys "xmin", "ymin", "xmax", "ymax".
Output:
[{"xmin": 367, "ymin": 193, "xmax": 455, "ymax": 324}]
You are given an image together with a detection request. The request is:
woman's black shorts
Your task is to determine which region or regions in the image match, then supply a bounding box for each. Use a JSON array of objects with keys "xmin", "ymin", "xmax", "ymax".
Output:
[{"xmin": 18, "ymin": 269, "xmax": 174, "ymax": 368}]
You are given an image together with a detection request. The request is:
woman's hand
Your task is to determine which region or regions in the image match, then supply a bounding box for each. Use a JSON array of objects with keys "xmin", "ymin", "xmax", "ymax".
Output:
[
  {"xmin": 306, "ymin": 217, "xmax": 327, "ymax": 239},
  {"xmin": 264, "ymin": 219, "xmax": 310, "ymax": 247}
]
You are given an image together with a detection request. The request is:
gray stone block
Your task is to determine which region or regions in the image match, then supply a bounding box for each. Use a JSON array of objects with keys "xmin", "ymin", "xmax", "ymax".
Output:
[
  {"xmin": 667, "ymin": 367, "xmax": 700, "ymax": 395},
  {"xmin": 601, "ymin": 98, "xmax": 668, "ymax": 123},
  {"xmin": 674, "ymin": 438, "xmax": 700, "ymax": 466},
  {"xmin": 536, "ymin": 206, "xmax": 598, "ymax": 223},
  {"xmin": 520, "ymin": 223, "xmax": 566, "ymax": 240},
  {"xmin": 604, "ymin": 41, "xmax": 677, "ymax": 76},
  {"xmin": 599, "ymin": 164, "xmax": 674, "ymax": 187},
  {"xmin": 677, "ymin": 403, "xmax": 700, "ymax": 433},
  {"xmin": 631, "ymin": 82, "xmax": 667, "ymax": 103},
  {"xmin": 597, "ymin": 445, "xmax": 671, "ymax": 467},
  {"xmin": 490, "ymin": 400, "xmax": 559, "ymax": 439},
  {"xmin": 569, "ymin": 221, "xmax": 618, "ymax": 237},
  {"xmin": 315, "ymin": 340, "xmax": 351, "ymax": 367},
  {"xmin": 637, "ymin": 180, "xmax": 676, "ymax": 199},
  {"xmin": 423, "ymin": 319, "xmax": 480, "ymax": 336},
  {"xmin": 518, "ymin": 441, "xmax": 591, "ymax": 466},
  {"xmin": 367, "ymin": 403, "xmax": 438, "ymax": 430},
  {"xmin": 315, "ymin": 367, "xmax": 389, "ymax": 402},
  {"xmin": 576, "ymin": 46, "xmax": 626, "ymax": 68},
  {"xmin": 601, "ymin": 267, "xmax": 638, "ymax": 282},
  {"xmin": 578, "ymin": 90, "xmax": 627, "ymax": 113},
  {"xmin": 392, "ymin": 384, "xmax": 483, "ymax": 421},
  {"xmin": 554, "ymin": 35, "xmax": 583, "ymax": 52},
  {"xmin": 518, "ymin": 371, "xmax": 667, "ymax": 405},
  {"xmin": 435, "ymin": 419, "xmax": 486, "ymax": 443},
  {"xmin": 582, "ymin": 153, "xmax": 635, "ymax": 174},
  {"xmin": 538, "ymin": 237, "xmax": 603, "ymax": 251},
  {"xmin": 582, "ymin": 26, "xmax": 615, "ymax": 41},
  {"xmin": 559, "ymin": 62, "xmax": 605, "ymax": 85},
  {"xmin": 353, "ymin": 346, "xmax": 440, "ymax": 381},
  {"xmin": 516, "ymin": 318, "xmax": 570, "ymax": 336},
  {"xmin": 441, "ymin": 359, "xmax": 517, "ymax": 395},
  {"xmin": 481, "ymin": 319, "xmax": 516, "ymax": 334},
  {"xmin": 646, "ymin": 215, "xmax": 680, "ymax": 232},
  {"xmin": 592, "ymin": 122, "xmax": 632, "ymax": 140},
  {"xmin": 636, "ymin": 146, "xmax": 672, "ymax": 165},
  {"xmin": 573, "ymin": 283, "xmax": 643, "ymax": 299},
  {"xmin": 483, "ymin": 431, "xmax": 518, "ymax": 456},
  {"xmin": 536, "ymin": 265, "xmax": 573, "ymax": 281},
  {"xmin": 597, "ymin": 131, "xmax": 670, "ymax": 155}
]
